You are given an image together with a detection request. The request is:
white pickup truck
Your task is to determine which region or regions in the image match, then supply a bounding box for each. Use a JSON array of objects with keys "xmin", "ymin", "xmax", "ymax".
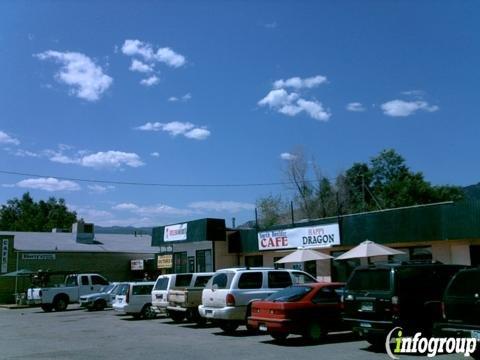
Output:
[{"xmin": 27, "ymin": 273, "xmax": 109, "ymax": 312}]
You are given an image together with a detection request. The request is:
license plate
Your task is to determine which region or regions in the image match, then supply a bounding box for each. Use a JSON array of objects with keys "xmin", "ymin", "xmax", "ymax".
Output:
[
  {"xmin": 360, "ymin": 302, "xmax": 373, "ymax": 312},
  {"xmin": 471, "ymin": 330, "xmax": 480, "ymax": 340},
  {"xmin": 360, "ymin": 322, "xmax": 372, "ymax": 328},
  {"xmin": 205, "ymin": 310, "xmax": 213, "ymax": 318},
  {"xmin": 259, "ymin": 324, "xmax": 267, "ymax": 332}
]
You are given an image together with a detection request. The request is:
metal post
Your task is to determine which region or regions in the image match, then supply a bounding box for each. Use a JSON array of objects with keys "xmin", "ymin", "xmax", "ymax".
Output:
[
  {"xmin": 15, "ymin": 250, "xmax": 19, "ymax": 302},
  {"xmin": 290, "ymin": 201, "xmax": 295, "ymax": 225}
]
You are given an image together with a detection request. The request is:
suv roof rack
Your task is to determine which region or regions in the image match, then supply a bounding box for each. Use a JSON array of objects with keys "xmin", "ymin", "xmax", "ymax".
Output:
[{"xmin": 400, "ymin": 260, "xmax": 444, "ymax": 265}]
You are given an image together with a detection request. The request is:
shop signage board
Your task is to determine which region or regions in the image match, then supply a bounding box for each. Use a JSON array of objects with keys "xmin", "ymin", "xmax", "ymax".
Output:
[
  {"xmin": 22, "ymin": 253, "xmax": 56, "ymax": 261},
  {"xmin": 258, "ymin": 223, "xmax": 341, "ymax": 251},
  {"xmin": 157, "ymin": 254, "xmax": 173, "ymax": 269},
  {"xmin": 1, "ymin": 239, "xmax": 8, "ymax": 273},
  {"xmin": 164, "ymin": 223, "xmax": 188, "ymax": 242},
  {"xmin": 131, "ymin": 259, "xmax": 145, "ymax": 271}
]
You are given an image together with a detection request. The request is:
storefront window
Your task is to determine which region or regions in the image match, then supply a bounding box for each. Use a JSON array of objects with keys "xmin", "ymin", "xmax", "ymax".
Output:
[
  {"xmin": 273, "ymin": 257, "xmax": 285, "ymax": 269},
  {"xmin": 196, "ymin": 249, "xmax": 212, "ymax": 272},
  {"xmin": 174, "ymin": 252, "xmax": 188, "ymax": 273},
  {"xmin": 470, "ymin": 245, "xmax": 480, "ymax": 266},
  {"xmin": 245, "ymin": 255, "xmax": 263, "ymax": 268}
]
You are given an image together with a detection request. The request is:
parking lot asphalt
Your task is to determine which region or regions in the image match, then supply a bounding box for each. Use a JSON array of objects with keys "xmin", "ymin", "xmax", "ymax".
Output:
[{"xmin": 0, "ymin": 305, "xmax": 467, "ymax": 360}]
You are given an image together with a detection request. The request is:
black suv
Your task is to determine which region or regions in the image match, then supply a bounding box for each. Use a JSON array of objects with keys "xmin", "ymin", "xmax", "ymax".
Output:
[
  {"xmin": 342, "ymin": 262, "xmax": 465, "ymax": 347},
  {"xmin": 434, "ymin": 268, "xmax": 480, "ymax": 359}
]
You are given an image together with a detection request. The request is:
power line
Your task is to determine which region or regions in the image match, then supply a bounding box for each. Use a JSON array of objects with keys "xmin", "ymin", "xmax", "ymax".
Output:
[{"xmin": 0, "ymin": 170, "xmax": 317, "ymax": 188}]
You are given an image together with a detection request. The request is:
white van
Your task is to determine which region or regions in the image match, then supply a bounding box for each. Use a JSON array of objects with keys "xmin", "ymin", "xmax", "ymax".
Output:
[
  {"xmin": 112, "ymin": 282, "xmax": 155, "ymax": 319},
  {"xmin": 198, "ymin": 268, "xmax": 316, "ymax": 333},
  {"xmin": 151, "ymin": 274, "xmax": 194, "ymax": 315}
]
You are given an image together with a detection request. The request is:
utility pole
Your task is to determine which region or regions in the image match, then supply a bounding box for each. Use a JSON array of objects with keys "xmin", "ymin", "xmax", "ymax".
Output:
[{"xmin": 362, "ymin": 175, "xmax": 366, "ymax": 212}]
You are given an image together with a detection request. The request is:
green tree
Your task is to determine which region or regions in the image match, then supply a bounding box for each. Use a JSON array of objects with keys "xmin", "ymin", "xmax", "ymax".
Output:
[
  {"xmin": 0, "ymin": 192, "xmax": 77, "ymax": 231},
  {"xmin": 256, "ymin": 194, "xmax": 287, "ymax": 228}
]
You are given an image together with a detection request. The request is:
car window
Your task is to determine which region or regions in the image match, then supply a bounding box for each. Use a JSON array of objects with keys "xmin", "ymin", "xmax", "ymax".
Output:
[
  {"xmin": 116, "ymin": 284, "xmax": 129, "ymax": 296},
  {"xmin": 194, "ymin": 275, "xmax": 212, "ymax": 288},
  {"xmin": 238, "ymin": 272, "xmax": 263, "ymax": 289},
  {"xmin": 312, "ymin": 286, "xmax": 340, "ymax": 304},
  {"xmin": 174, "ymin": 274, "xmax": 193, "ymax": 287},
  {"xmin": 154, "ymin": 277, "xmax": 169, "ymax": 291},
  {"xmin": 132, "ymin": 284, "xmax": 154, "ymax": 295},
  {"xmin": 65, "ymin": 275, "xmax": 78, "ymax": 287},
  {"xmin": 447, "ymin": 271, "xmax": 480, "ymax": 297},
  {"xmin": 81, "ymin": 276, "xmax": 89, "ymax": 286},
  {"xmin": 268, "ymin": 271, "xmax": 292, "ymax": 288},
  {"xmin": 92, "ymin": 275, "xmax": 108, "ymax": 286},
  {"xmin": 347, "ymin": 269, "xmax": 391, "ymax": 292},
  {"xmin": 266, "ymin": 285, "xmax": 312, "ymax": 302},
  {"xmin": 291, "ymin": 271, "xmax": 316, "ymax": 284}
]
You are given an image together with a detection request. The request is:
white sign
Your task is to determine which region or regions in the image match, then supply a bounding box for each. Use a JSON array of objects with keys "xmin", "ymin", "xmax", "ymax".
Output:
[
  {"xmin": 1, "ymin": 239, "xmax": 9, "ymax": 273},
  {"xmin": 164, "ymin": 223, "xmax": 188, "ymax": 242},
  {"xmin": 131, "ymin": 259, "xmax": 145, "ymax": 271},
  {"xmin": 258, "ymin": 223, "xmax": 340, "ymax": 251}
]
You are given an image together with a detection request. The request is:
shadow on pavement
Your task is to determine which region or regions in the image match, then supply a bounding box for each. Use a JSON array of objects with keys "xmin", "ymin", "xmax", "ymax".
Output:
[{"xmin": 261, "ymin": 331, "xmax": 361, "ymax": 347}]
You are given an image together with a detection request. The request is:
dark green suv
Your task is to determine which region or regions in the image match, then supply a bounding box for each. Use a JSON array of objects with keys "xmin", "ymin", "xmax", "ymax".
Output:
[
  {"xmin": 342, "ymin": 262, "xmax": 465, "ymax": 347},
  {"xmin": 434, "ymin": 268, "xmax": 480, "ymax": 359}
]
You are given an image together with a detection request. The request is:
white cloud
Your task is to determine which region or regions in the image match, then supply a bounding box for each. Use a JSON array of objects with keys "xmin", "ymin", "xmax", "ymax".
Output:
[
  {"xmin": 129, "ymin": 59, "xmax": 154, "ymax": 73},
  {"xmin": 11, "ymin": 149, "xmax": 39, "ymax": 158},
  {"xmin": 188, "ymin": 201, "xmax": 255, "ymax": 213},
  {"xmin": 112, "ymin": 203, "xmax": 139, "ymax": 211},
  {"xmin": 346, "ymin": 102, "xmax": 366, "ymax": 112},
  {"xmin": 121, "ymin": 39, "xmax": 186, "ymax": 68},
  {"xmin": 264, "ymin": 22, "xmax": 277, "ymax": 29},
  {"xmin": 182, "ymin": 93, "xmax": 192, "ymax": 101},
  {"xmin": 80, "ymin": 151, "xmax": 145, "ymax": 169},
  {"xmin": 136, "ymin": 121, "xmax": 210, "ymax": 140},
  {"xmin": 150, "ymin": 152, "xmax": 160, "ymax": 157},
  {"xmin": 402, "ymin": 90, "xmax": 425, "ymax": 97},
  {"xmin": 35, "ymin": 50, "xmax": 113, "ymax": 101},
  {"xmin": 48, "ymin": 152, "xmax": 78, "ymax": 164},
  {"xmin": 258, "ymin": 89, "xmax": 330, "ymax": 121},
  {"xmin": 17, "ymin": 177, "xmax": 81, "ymax": 192},
  {"xmin": 280, "ymin": 152, "xmax": 297, "ymax": 161},
  {"xmin": 155, "ymin": 47, "xmax": 186, "ymax": 68},
  {"xmin": 381, "ymin": 99, "xmax": 439, "ymax": 117},
  {"xmin": 184, "ymin": 128, "xmax": 211, "ymax": 140},
  {"xmin": 70, "ymin": 205, "xmax": 114, "ymax": 222},
  {"xmin": 273, "ymin": 75, "xmax": 327, "ymax": 90},
  {"xmin": 0, "ymin": 131, "xmax": 20, "ymax": 145},
  {"xmin": 140, "ymin": 75, "xmax": 159, "ymax": 86},
  {"xmin": 87, "ymin": 184, "xmax": 115, "ymax": 194},
  {"xmin": 296, "ymin": 99, "xmax": 330, "ymax": 121},
  {"xmin": 168, "ymin": 96, "xmax": 179, "ymax": 102}
]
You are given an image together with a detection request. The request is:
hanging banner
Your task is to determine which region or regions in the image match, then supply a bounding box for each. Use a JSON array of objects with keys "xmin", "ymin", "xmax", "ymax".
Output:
[
  {"xmin": 1, "ymin": 239, "xmax": 9, "ymax": 273},
  {"xmin": 164, "ymin": 223, "xmax": 188, "ymax": 242},
  {"xmin": 258, "ymin": 223, "xmax": 340, "ymax": 251}
]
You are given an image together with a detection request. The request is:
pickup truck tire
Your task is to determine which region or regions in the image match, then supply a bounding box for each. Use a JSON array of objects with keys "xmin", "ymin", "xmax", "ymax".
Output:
[
  {"xmin": 169, "ymin": 310, "xmax": 185, "ymax": 323},
  {"xmin": 41, "ymin": 304, "xmax": 53, "ymax": 312},
  {"xmin": 270, "ymin": 332, "xmax": 289, "ymax": 342},
  {"xmin": 141, "ymin": 304, "xmax": 156, "ymax": 320},
  {"xmin": 219, "ymin": 321, "xmax": 239, "ymax": 334},
  {"xmin": 94, "ymin": 299, "xmax": 106, "ymax": 311},
  {"xmin": 53, "ymin": 295, "xmax": 69, "ymax": 312}
]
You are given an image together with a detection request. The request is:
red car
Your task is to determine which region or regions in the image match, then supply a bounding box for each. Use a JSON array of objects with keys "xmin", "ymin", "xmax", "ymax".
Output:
[{"xmin": 248, "ymin": 282, "xmax": 346, "ymax": 342}]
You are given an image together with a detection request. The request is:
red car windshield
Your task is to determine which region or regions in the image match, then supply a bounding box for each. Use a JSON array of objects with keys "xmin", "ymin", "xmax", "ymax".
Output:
[{"xmin": 266, "ymin": 285, "xmax": 312, "ymax": 302}]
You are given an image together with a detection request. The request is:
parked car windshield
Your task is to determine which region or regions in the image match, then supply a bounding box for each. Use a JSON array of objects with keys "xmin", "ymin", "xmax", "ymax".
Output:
[
  {"xmin": 347, "ymin": 269, "xmax": 391, "ymax": 292},
  {"xmin": 100, "ymin": 284, "xmax": 115, "ymax": 293},
  {"xmin": 446, "ymin": 270, "xmax": 480, "ymax": 297},
  {"xmin": 154, "ymin": 277, "xmax": 169, "ymax": 291},
  {"xmin": 116, "ymin": 284, "xmax": 130, "ymax": 296},
  {"xmin": 266, "ymin": 285, "xmax": 312, "ymax": 302}
]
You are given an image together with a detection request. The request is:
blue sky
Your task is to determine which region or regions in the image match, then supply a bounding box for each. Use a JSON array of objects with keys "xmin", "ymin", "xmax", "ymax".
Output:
[{"xmin": 0, "ymin": 1, "xmax": 479, "ymax": 227}]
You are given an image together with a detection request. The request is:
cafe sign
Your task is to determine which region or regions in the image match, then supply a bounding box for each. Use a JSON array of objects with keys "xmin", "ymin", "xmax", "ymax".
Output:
[
  {"xmin": 258, "ymin": 223, "xmax": 340, "ymax": 251},
  {"xmin": 164, "ymin": 223, "xmax": 188, "ymax": 242}
]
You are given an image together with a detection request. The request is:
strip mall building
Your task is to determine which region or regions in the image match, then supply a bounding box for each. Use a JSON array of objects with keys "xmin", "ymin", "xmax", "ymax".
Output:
[{"xmin": 151, "ymin": 200, "xmax": 480, "ymax": 281}]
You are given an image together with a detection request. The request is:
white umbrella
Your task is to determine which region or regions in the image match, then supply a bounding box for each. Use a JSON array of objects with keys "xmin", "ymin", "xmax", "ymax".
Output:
[
  {"xmin": 335, "ymin": 240, "xmax": 405, "ymax": 261},
  {"xmin": 275, "ymin": 248, "xmax": 333, "ymax": 264}
]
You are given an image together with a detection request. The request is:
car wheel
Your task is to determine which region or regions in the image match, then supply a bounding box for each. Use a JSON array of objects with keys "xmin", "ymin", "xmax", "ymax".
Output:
[
  {"xmin": 41, "ymin": 304, "xmax": 53, "ymax": 312},
  {"xmin": 270, "ymin": 332, "xmax": 288, "ymax": 342},
  {"xmin": 94, "ymin": 300, "xmax": 106, "ymax": 311},
  {"xmin": 53, "ymin": 296, "xmax": 68, "ymax": 312},
  {"xmin": 169, "ymin": 310, "xmax": 185, "ymax": 323},
  {"xmin": 303, "ymin": 322, "xmax": 326, "ymax": 343},
  {"xmin": 365, "ymin": 334, "xmax": 385, "ymax": 349},
  {"xmin": 141, "ymin": 304, "xmax": 156, "ymax": 320},
  {"xmin": 219, "ymin": 321, "xmax": 239, "ymax": 334}
]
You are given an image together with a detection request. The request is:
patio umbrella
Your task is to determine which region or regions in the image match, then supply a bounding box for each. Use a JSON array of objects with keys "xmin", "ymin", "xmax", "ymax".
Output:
[
  {"xmin": 335, "ymin": 240, "xmax": 404, "ymax": 261},
  {"xmin": 0, "ymin": 269, "xmax": 36, "ymax": 277},
  {"xmin": 275, "ymin": 248, "xmax": 333, "ymax": 264}
]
